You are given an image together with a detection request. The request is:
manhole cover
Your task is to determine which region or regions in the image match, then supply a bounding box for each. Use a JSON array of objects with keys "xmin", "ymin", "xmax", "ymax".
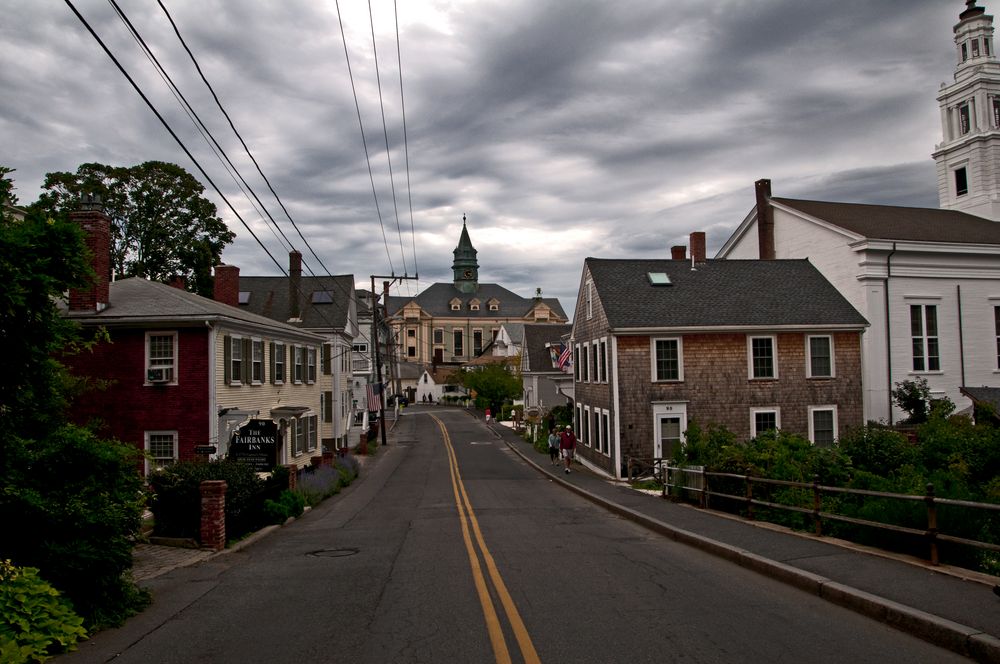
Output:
[{"xmin": 308, "ymin": 548, "xmax": 360, "ymax": 558}]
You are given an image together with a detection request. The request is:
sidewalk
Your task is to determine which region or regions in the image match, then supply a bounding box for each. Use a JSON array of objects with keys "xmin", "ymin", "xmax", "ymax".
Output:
[{"xmin": 490, "ymin": 421, "xmax": 1000, "ymax": 663}]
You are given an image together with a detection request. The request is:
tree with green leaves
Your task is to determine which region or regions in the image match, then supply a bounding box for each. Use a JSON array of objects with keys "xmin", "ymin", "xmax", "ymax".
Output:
[
  {"xmin": 1, "ymin": 167, "xmax": 148, "ymax": 629},
  {"xmin": 31, "ymin": 161, "xmax": 234, "ymax": 297},
  {"xmin": 459, "ymin": 361, "xmax": 522, "ymax": 415}
]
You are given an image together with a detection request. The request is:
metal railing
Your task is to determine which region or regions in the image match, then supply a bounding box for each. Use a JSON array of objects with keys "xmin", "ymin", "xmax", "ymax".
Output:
[{"xmin": 624, "ymin": 455, "xmax": 1000, "ymax": 566}]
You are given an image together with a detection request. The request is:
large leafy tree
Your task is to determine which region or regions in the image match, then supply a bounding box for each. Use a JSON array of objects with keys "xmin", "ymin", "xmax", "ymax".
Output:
[
  {"xmin": 1, "ymin": 168, "xmax": 147, "ymax": 628},
  {"xmin": 459, "ymin": 361, "xmax": 522, "ymax": 414},
  {"xmin": 32, "ymin": 161, "xmax": 234, "ymax": 296}
]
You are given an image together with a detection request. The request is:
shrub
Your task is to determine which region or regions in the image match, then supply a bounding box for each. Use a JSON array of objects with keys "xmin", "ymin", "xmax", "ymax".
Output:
[
  {"xmin": 335, "ymin": 454, "xmax": 359, "ymax": 485},
  {"xmin": 838, "ymin": 423, "xmax": 915, "ymax": 476},
  {"xmin": 0, "ymin": 560, "xmax": 88, "ymax": 662},
  {"xmin": 295, "ymin": 466, "xmax": 341, "ymax": 507},
  {"xmin": 892, "ymin": 378, "xmax": 933, "ymax": 424},
  {"xmin": 262, "ymin": 490, "xmax": 305, "ymax": 524}
]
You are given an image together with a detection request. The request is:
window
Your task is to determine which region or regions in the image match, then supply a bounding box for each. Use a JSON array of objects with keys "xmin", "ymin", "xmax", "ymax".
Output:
[
  {"xmin": 601, "ymin": 411, "xmax": 610, "ymax": 456},
  {"xmin": 591, "ymin": 340, "xmax": 599, "ymax": 381},
  {"xmin": 962, "ymin": 41, "xmax": 969, "ymax": 62},
  {"xmin": 994, "ymin": 97, "xmax": 1000, "ymax": 128},
  {"xmin": 910, "ymin": 305, "xmax": 940, "ymax": 371},
  {"xmin": 591, "ymin": 408, "xmax": 599, "ymax": 450},
  {"xmin": 453, "ymin": 329, "xmax": 464, "ymax": 357},
  {"xmin": 973, "ymin": 38, "xmax": 981, "ymax": 58},
  {"xmin": 307, "ymin": 347, "xmax": 317, "ymax": 383},
  {"xmin": 807, "ymin": 336, "xmax": 833, "ymax": 378},
  {"xmin": 433, "ymin": 328, "xmax": 443, "ymax": 345},
  {"xmin": 407, "ymin": 346, "xmax": 416, "ymax": 358},
  {"xmin": 959, "ymin": 103, "xmax": 971, "ymax": 135},
  {"xmin": 583, "ymin": 406, "xmax": 591, "ymax": 446},
  {"xmin": 407, "ymin": 328, "xmax": 416, "ymax": 338},
  {"xmin": 293, "ymin": 418, "xmax": 306, "ymax": 456},
  {"xmin": 599, "ymin": 339, "xmax": 607, "ymax": 383},
  {"xmin": 986, "ymin": 39, "xmax": 992, "ymax": 57},
  {"xmin": 489, "ymin": 300, "xmax": 499, "ymax": 311},
  {"xmin": 995, "ymin": 306, "xmax": 1000, "ymax": 369},
  {"xmin": 238, "ymin": 291, "xmax": 251, "ymax": 305},
  {"xmin": 652, "ymin": 338, "xmax": 682, "ymax": 381},
  {"xmin": 294, "ymin": 346, "xmax": 304, "ymax": 383},
  {"xmin": 473, "ymin": 329, "xmax": 483, "ymax": 355},
  {"xmin": 956, "ymin": 167, "xmax": 969, "ymax": 197},
  {"xmin": 145, "ymin": 431, "xmax": 177, "ymax": 474},
  {"xmin": 748, "ymin": 336, "xmax": 777, "ymax": 379},
  {"xmin": 307, "ymin": 415, "xmax": 317, "ymax": 451},
  {"xmin": 230, "ymin": 336, "xmax": 243, "ymax": 384},
  {"xmin": 146, "ymin": 332, "xmax": 177, "ymax": 384},
  {"xmin": 311, "ymin": 291, "xmax": 333, "ymax": 304},
  {"xmin": 322, "ymin": 391, "xmax": 333, "ymax": 423},
  {"xmin": 272, "ymin": 343, "xmax": 286, "ymax": 384},
  {"xmin": 809, "ymin": 407, "xmax": 837, "ymax": 447},
  {"xmin": 248, "ymin": 339, "xmax": 263, "ymax": 383},
  {"xmin": 574, "ymin": 345, "xmax": 581, "ymax": 381},
  {"xmin": 470, "ymin": 300, "xmax": 480, "ymax": 311},
  {"xmin": 582, "ymin": 344, "xmax": 590, "ymax": 382},
  {"xmin": 586, "ymin": 279, "xmax": 593, "ymax": 320},
  {"xmin": 751, "ymin": 408, "xmax": 780, "ymax": 438}
]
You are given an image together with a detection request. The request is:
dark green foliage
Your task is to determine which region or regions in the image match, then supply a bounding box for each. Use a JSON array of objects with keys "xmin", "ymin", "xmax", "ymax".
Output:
[
  {"xmin": 295, "ymin": 466, "xmax": 341, "ymax": 507},
  {"xmin": 891, "ymin": 377, "xmax": 933, "ymax": 424},
  {"xmin": 0, "ymin": 560, "xmax": 88, "ymax": 663},
  {"xmin": 837, "ymin": 423, "xmax": 916, "ymax": 476},
  {"xmin": 263, "ymin": 490, "xmax": 306, "ymax": 524},
  {"xmin": 459, "ymin": 363, "xmax": 521, "ymax": 414},
  {"xmin": 335, "ymin": 454, "xmax": 359, "ymax": 484},
  {"xmin": 148, "ymin": 460, "xmax": 284, "ymax": 541},
  {"xmin": 31, "ymin": 161, "xmax": 234, "ymax": 297}
]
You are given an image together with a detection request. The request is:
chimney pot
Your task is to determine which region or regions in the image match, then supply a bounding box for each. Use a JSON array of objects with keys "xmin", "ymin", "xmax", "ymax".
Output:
[
  {"xmin": 671, "ymin": 245, "xmax": 687, "ymax": 260},
  {"xmin": 214, "ymin": 264, "xmax": 241, "ymax": 307},
  {"xmin": 689, "ymin": 232, "xmax": 707, "ymax": 263}
]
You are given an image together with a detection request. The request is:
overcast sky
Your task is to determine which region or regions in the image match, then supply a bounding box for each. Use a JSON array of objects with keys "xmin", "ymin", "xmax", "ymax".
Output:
[{"xmin": 2, "ymin": 0, "xmax": 968, "ymax": 316}]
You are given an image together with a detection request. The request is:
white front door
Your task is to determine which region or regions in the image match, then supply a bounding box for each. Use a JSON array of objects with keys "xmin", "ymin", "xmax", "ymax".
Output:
[{"xmin": 653, "ymin": 403, "xmax": 687, "ymax": 461}]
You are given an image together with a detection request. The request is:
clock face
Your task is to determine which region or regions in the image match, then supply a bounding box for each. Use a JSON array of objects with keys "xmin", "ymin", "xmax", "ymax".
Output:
[{"xmin": 463, "ymin": 269, "xmax": 473, "ymax": 278}]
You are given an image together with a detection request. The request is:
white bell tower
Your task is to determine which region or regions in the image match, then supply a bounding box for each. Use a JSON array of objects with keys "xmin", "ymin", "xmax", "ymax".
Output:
[{"xmin": 934, "ymin": 1, "xmax": 1000, "ymax": 220}]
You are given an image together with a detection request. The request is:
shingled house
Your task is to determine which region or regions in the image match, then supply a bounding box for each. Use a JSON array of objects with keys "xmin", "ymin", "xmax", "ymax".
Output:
[{"xmin": 571, "ymin": 233, "xmax": 868, "ymax": 478}]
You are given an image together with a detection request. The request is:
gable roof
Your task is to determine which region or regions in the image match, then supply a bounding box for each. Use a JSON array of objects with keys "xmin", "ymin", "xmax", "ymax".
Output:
[
  {"xmin": 386, "ymin": 282, "xmax": 567, "ymax": 319},
  {"xmin": 522, "ymin": 323, "xmax": 573, "ymax": 373},
  {"xmin": 63, "ymin": 278, "xmax": 324, "ymax": 342},
  {"xmin": 585, "ymin": 258, "xmax": 867, "ymax": 330},
  {"xmin": 773, "ymin": 198, "xmax": 1000, "ymax": 244},
  {"xmin": 238, "ymin": 275, "xmax": 355, "ymax": 330}
]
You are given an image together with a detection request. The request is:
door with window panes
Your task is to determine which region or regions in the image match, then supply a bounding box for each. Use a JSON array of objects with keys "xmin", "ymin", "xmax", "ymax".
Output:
[{"xmin": 653, "ymin": 404, "xmax": 687, "ymax": 461}]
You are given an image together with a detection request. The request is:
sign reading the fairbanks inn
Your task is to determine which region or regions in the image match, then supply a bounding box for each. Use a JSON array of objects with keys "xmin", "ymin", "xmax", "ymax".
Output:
[{"xmin": 229, "ymin": 419, "xmax": 279, "ymax": 472}]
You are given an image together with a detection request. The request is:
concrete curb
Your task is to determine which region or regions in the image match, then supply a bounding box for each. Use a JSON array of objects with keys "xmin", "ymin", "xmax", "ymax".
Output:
[{"xmin": 504, "ymin": 439, "xmax": 1000, "ymax": 663}]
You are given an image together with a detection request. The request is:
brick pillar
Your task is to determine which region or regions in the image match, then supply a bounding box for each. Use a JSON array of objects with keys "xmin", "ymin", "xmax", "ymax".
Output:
[
  {"xmin": 285, "ymin": 464, "xmax": 298, "ymax": 491},
  {"xmin": 690, "ymin": 231, "xmax": 706, "ymax": 263},
  {"xmin": 670, "ymin": 245, "xmax": 686, "ymax": 260},
  {"xmin": 68, "ymin": 204, "xmax": 111, "ymax": 312},
  {"xmin": 214, "ymin": 264, "xmax": 240, "ymax": 307},
  {"xmin": 288, "ymin": 250, "xmax": 302, "ymax": 320},
  {"xmin": 199, "ymin": 480, "xmax": 227, "ymax": 551},
  {"xmin": 322, "ymin": 451, "xmax": 335, "ymax": 467}
]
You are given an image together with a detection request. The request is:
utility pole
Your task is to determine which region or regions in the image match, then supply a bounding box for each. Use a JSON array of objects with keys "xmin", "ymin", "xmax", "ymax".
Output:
[{"xmin": 370, "ymin": 273, "xmax": 418, "ymax": 446}]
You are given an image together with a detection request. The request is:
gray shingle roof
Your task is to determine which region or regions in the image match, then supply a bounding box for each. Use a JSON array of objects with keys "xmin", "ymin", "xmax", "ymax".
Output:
[
  {"xmin": 386, "ymin": 282, "xmax": 567, "ymax": 319},
  {"xmin": 239, "ymin": 275, "xmax": 355, "ymax": 330},
  {"xmin": 586, "ymin": 258, "xmax": 868, "ymax": 329},
  {"xmin": 774, "ymin": 198, "xmax": 1000, "ymax": 244},
  {"xmin": 961, "ymin": 386, "xmax": 1000, "ymax": 412},
  {"xmin": 522, "ymin": 323, "xmax": 572, "ymax": 373},
  {"xmin": 63, "ymin": 278, "xmax": 324, "ymax": 341}
]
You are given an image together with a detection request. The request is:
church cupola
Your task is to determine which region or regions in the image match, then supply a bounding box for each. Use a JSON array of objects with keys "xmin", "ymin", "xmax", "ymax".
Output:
[
  {"xmin": 933, "ymin": 1, "xmax": 1000, "ymax": 220},
  {"xmin": 452, "ymin": 214, "xmax": 480, "ymax": 293}
]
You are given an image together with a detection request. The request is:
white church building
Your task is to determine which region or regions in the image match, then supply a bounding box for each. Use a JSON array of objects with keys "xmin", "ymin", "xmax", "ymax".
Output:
[{"xmin": 718, "ymin": 1, "xmax": 1000, "ymax": 424}]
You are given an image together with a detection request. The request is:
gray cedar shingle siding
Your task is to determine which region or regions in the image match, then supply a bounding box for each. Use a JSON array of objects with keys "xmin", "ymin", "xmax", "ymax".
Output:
[
  {"xmin": 586, "ymin": 258, "xmax": 868, "ymax": 330},
  {"xmin": 774, "ymin": 198, "xmax": 1000, "ymax": 244}
]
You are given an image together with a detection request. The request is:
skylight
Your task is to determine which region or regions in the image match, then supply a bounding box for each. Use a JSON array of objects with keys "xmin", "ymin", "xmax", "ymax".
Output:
[
  {"xmin": 647, "ymin": 272, "xmax": 672, "ymax": 286},
  {"xmin": 311, "ymin": 291, "xmax": 334, "ymax": 304},
  {"xmin": 238, "ymin": 291, "xmax": 251, "ymax": 304}
]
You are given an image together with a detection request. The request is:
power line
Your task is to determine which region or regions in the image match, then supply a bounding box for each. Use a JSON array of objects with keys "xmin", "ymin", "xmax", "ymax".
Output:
[
  {"xmin": 335, "ymin": 0, "xmax": 396, "ymax": 276},
  {"xmin": 394, "ymin": 0, "xmax": 418, "ymax": 282}
]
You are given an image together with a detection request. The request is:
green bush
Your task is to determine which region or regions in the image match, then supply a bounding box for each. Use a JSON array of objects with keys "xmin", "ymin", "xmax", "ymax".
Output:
[
  {"xmin": 0, "ymin": 426, "xmax": 148, "ymax": 629},
  {"xmin": 335, "ymin": 454, "xmax": 359, "ymax": 486},
  {"xmin": 263, "ymin": 490, "xmax": 305, "ymax": 524},
  {"xmin": 295, "ymin": 466, "xmax": 341, "ymax": 507},
  {"xmin": 149, "ymin": 459, "xmax": 285, "ymax": 542},
  {"xmin": 0, "ymin": 560, "xmax": 88, "ymax": 662}
]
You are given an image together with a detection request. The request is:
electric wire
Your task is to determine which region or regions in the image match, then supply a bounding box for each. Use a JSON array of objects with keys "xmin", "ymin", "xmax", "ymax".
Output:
[
  {"xmin": 394, "ymin": 0, "xmax": 418, "ymax": 283},
  {"xmin": 334, "ymin": 0, "xmax": 396, "ymax": 276}
]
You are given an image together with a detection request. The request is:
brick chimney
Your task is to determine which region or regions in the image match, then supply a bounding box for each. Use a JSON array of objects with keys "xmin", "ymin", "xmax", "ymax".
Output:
[
  {"xmin": 289, "ymin": 249, "xmax": 302, "ymax": 321},
  {"xmin": 755, "ymin": 178, "xmax": 775, "ymax": 260},
  {"xmin": 68, "ymin": 197, "xmax": 111, "ymax": 313},
  {"xmin": 214, "ymin": 264, "xmax": 240, "ymax": 307},
  {"xmin": 168, "ymin": 275, "xmax": 186, "ymax": 290},
  {"xmin": 670, "ymin": 245, "xmax": 687, "ymax": 260},
  {"xmin": 689, "ymin": 232, "xmax": 706, "ymax": 263}
]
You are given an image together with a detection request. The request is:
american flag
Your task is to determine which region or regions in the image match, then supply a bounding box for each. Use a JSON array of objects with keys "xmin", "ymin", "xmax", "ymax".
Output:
[
  {"xmin": 366, "ymin": 382, "xmax": 382, "ymax": 411},
  {"xmin": 558, "ymin": 344, "xmax": 572, "ymax": 369}
]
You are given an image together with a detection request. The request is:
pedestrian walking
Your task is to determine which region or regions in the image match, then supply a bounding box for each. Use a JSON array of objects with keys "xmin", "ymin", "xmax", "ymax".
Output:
[
  {"xmin": 559, "ymin": 425, "xmax": 577, "ymax": 474},
  {"xmin": 485, "ymin": 407, "xmax": 491, "ymax": 423},
  {"xmin": 547, "ymin": 429, "xmax": 560, "ymax": 466}
]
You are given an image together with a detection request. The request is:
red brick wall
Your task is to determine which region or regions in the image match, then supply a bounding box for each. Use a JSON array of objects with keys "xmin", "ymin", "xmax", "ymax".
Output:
[
  {"xmin": 66, "ymin": 327, "xmax": 211, "ymax": 470},
  {"xmin": 68, "ymin": 209, "xmax": 110, "ymax": 312}
]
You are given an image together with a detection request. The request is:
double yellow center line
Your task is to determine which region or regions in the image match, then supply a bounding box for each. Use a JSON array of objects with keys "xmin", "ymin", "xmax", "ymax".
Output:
[{"xmin": 431, "ymin": 414, "xmax": 541, "ymax": 664}]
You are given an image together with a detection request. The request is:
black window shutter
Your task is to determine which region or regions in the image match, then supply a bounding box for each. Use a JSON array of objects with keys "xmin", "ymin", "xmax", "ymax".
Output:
[
  {"xmin": 324, "ymin": 391, "xmax": 333, "ymax": 422},
  {"xmin": 223, "ymin": 335, "xmax": 231, "ymax": 383},
  {"xmin": 322, "ymin": 344, "xmax": 331, "ymax": 375},
  {"xmin": 269, "ymin": 341, "xmax": 275, "ymax": 384}
]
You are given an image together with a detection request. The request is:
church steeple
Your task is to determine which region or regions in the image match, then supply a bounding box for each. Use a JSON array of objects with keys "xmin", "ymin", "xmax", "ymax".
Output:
[
  {"xmin": 933, "ymin": 2, "xmax": 1000, "ymax": 220},
  {"xmin": 452, "ymin": 214, "xmax": 479, "ymax": 293}
]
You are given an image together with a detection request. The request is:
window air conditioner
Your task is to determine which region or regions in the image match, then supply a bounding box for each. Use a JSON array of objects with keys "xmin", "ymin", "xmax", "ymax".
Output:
[{"xmin": 147, "ymin": 368, "xmax": 170, "ymax": 383}]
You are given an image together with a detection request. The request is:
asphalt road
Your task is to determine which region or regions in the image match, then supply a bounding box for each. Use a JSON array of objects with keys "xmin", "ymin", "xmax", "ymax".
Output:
[{"xmin": 63, "ymin": 406, "xmax": 969, "ymax": 663}]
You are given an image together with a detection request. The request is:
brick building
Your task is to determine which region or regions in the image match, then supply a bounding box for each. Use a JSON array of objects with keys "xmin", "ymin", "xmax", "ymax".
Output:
[{"xmin": 571, "ymin": 233, "xmax": 868, "ymax": 478}]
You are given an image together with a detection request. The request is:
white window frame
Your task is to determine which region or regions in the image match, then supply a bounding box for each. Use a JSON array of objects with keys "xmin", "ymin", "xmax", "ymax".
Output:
[
  {"xmin": 293, "ymin": 345, "xmax": 304, "ymax": 384},
  {"xmin": 599, "ymin": 338, "xmax": 608, "ymax": 383},
  {"xmin": 747, "ymin": 335, "xmax": 778, "ymax": 380},
  {"xmin": 806, "ymin": 335, "xmax": 834, "ymax": 379},
  {"xmin": 251, "ymin": 338, "xmax": 264, "ymax": 384},
  {"xmin": 750, "ymin": 407, "xmax": 781, "ymax": 438},
  {"xmin": 230, "ymin": 335, "xmax": 244, "ymax": 385},
  {"xmin": 144, "ymin": 430, "xmax": 178, "ymax": 475},
  {"xmin": 808, "ymin": 405, "xmax": 838, "ymax": 447},
  {"xmin": 453, "ymin": 329, "xmax": 464, "ymax": 357},
  {"xmin": 582, "ymin": 343, "xmax": 590, "ymax": 382},
  {"xmin": 433, "ymin": 328, "xmax": 444, "ymax": 345},
  {"xmin": 145, "ymin": 331, "xmax": 178, "ymax": 385},
  {"xmin": 473, "ymin": 328, "xmax": 484, "ymax": 356},
  {"xmin": 601, "ymin": 409, "xmax": 611, "ymax": 456},
  {"xmin": 307, "ymin": 347, "xmax": 317, "ymax": 384},
  {"xmin": 273, "ymin": 342, "xmax": 286, "ymax": 384},
  {"xmin": 909, "ymin": 303, "xmax": 941, "ymax": 373},
  {"xmin": 585, "ymin": 279, "xmax": 593, "ymax": 320},
  {"xmin": 651, "ymin": 337, "xmax": 683, "ymax": 382},
  {"xmin": 583, "ymin": 405, "xmax": 592, "ymax": 447},
  {"xmin": 307, "ymin": 414, "xmax": 318, "ymax": 452}
]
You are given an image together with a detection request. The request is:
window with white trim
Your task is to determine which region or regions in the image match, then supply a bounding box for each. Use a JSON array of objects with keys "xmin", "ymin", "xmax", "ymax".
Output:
[
  {"xmin": 959, "ymin": 102, "xmax": 971, "ymax": 135},
  {"xmin": 583, "ymin": 406, "xmax": 591, "ymax": 446},
  {"xmin": 307, "ymin": 414, "xmax": 317, "ymax": 451},
  {"xmin": 652, "ymin": 337, "xmax": 682, "ymax": 381},
  {"xmin": 453, "ymin": 329, "xmax": 464, "ymax": 357},
  {"xmin": 473, "ymin": 329, "xmax": 484, "ymax": 356},
  {"xmin": 307, "ymin": 347, "xmax": 317, "ymax": 383},
  {"xmin": 273, "ymin": 343, "xmax": 286, "ymax": 384},
  {"xmin": 748, "ymin": 336, "xmax": 777, "ymax": 379},
  {"xmin": 230, "ymin": 336, "xmax": 243, "ymax": 384},
  {"xmin": 806, "ymin": 335, "xmax": 833, "ymax": 378},
  {"xmin": 956, "ymin": 166, "xmax": 969, "ymax": 197},
  {"xmin": 574, "ymin": 345, "xmax": 581, "ymax": 381},
  {"xmin": 591, "ymin": 339, "xmax": 599, "ymax": 381},
  {"xmin": 433, "ymin": 328, "xmax": 443, "ymax": 345},
  {"xmin": 910, "ymin": 305, "xmax": 940, "ymax": 372},
  {"xmin": 751, "ymin": 408, "xmax": 780, "ymax": 438},
  {"xmin": 582, "ymin": 343, "xmax": 590, "ymax": 382},
  {"xmin": 601, "ymin": 410, "xmax": 610, "ymax": 456},
  {"xmin": 251, "ymin": 339, "xmax": 264, "ymax": 384},
  {"xmin": 809, "ymin": 406, "xmax": 837, "ymax": 447},
  {"xmin": 294, "ymin": 346, "xmax": 304, "ymax": 383},
  {"xmin": 995, "ymin": 306, "xmax": 1000, "ymax": 369},
  {"xmin": 599, "ymin": 339, "xmax": 607, "ymax": 383},
  {"xmin": 585, "ymin": 279, "xmax": 593, "ymax": 320},
  {"xmin": 146, "ymin": 332, "xmax": 177, "ymax": 384},
  {"xmin": 145, "ymin": 431, "xmax": 178, "ymax": 473}
]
